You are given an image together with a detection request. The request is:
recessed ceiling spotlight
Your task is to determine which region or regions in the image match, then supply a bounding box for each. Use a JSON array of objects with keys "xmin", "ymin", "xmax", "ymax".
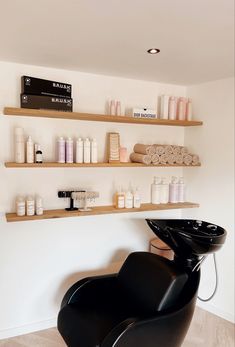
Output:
[{"xmin": 147, "ymin": 48, "xmax": 160, "ymax": 54}]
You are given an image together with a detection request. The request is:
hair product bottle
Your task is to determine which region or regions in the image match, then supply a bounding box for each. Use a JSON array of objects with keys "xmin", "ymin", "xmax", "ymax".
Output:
[
  {"xmin": 84, "ymin": 138, "xmax": 91, "ymax": 163},
  {"xmin": 75, "ymin": 138, "xmax": 83, "ymax": 163},
  {"xmin": 186, "ymin": 99, "xmax": 193, "ymax": 121},
  {"xmin": 35, "ymin": 145, "xmax": 43, "ymax": 163},
  {"xmin": 16, "ymin": 196, "xmax": 26, "ymax": 216},
  {"xmin": 160, "ymin": 95, "xmax": 170, "ymax": 120},
  {"xmin": 91, "ymin": 138, "xmax": 98, "ymax": 163},
  {"xmin": 15, "ymin": 127, "xmax": 25, "ymax": 163},
  {"xmin": 26, "ymin": 136, "xmax": 34, "ymax": 163},
  {"xmin": 116, "ymin": 101, "xmax": 121, "ymax": 116},
  {"xmin": 168, "ymin": 97, "xmax": 176, "ymax": 120},
  {"xmin": 36, "ymin": 195, "xmax": 43, "ymax": 215},
  {"xmin": 57, "ymin": 137, "xmax": 65, "ymax": 163},
  {"xmin": 66, "ymin": 137, "xmax": 74, "ymax": 163},
  {"xmin": 115, "ymin": 187, "xmax": 125, "ymax": 209},
  {"xmin": 178, "ymin": 177, "xmax": 186, "ymax": 202},
  {"xmin": 110, "ymin": 100, "xmax": 116, "ymax": 115},
  {"xmin": 133, "ymin": 187, "xmax": 141, "ymax": 208},
  {"xmin": 125, "ymin": 189, "xmax": 133, "ymax": 208},
  {"xmin": 169, "ymin": 176, "xmax": 179, "ymax": 203},
  {"xmin": 26, "ymin": 195, "xmax": 35, "ymax": 216},
  {"xmin": 160, "ymin": 177, "xmax": 169, "ymax": 204},
  {"xmin": 151, "ymin": 176, "xmax": 161, "ymax": 204}
]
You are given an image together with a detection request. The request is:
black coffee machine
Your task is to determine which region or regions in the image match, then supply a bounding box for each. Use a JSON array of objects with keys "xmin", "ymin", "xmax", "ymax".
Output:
[{"xmin": 146, "ymin": 219, "xmax": 226, "ymax": 273}]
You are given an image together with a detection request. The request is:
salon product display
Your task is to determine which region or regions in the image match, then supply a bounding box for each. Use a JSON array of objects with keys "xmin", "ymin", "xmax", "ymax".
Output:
[
  {"xmin": 151, "ymin": 176, "xmax": 186, "ymax": 204},
  {"xmin": 114, "ymin": 186, "xmax": 141, "ymax": 209},
  {"xmin": 58, "ymin": 190, "xmax": 99, "ymax": 212},
  {"xmin": 130, "ymin": 143, "xmax": 200, "ymax": 166},
  {"xmin": 160, "ymin": 95, "xmax": 193, "ymax": 121},
  {"xmin": 16, "ymin": 195, "xmax": 43, "ymax": 217},
  {"xmin": 21, "ymin": 76, "xmax": 73, "ymax": 111}
]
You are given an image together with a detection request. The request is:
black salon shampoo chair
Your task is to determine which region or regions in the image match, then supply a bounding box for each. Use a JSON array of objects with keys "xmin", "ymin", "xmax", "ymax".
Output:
[{"xmin": 58, "ymin": 219, "xmax": 226, "ymax": 347}]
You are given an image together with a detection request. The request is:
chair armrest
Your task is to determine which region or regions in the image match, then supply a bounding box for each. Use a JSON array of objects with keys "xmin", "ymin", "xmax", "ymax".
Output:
[{"xmin": 61, "ymin": 273, "xmax": 118, "ymax": 309}]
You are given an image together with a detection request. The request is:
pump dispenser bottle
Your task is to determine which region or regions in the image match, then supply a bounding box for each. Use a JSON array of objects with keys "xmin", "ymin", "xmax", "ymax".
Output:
[
  {"xmin": 84, "ymin": 138, "xmax": 91, "ymax": 163},
  {"xmin": 26, "ymin": 136, "xmax": 34, "ymax": 163},
  {"xmin": 178, "ymin": 177, "xmax": 186, "ymax": 202},
  {"xmin": 115, "ymin": 187, "xmax": 125, "ymax": 209},
  {"xmin": 151, "ymin": 177, "xmax": 161, "ymax": 204},
  {"xmin": 57, "ymin": 137, "xmax": 65, "ymax": 163},
  {"xmin": 66, "ymin": 137, "xmax": 74, "ymax": 163},
  {"xmin": 125, "ymin": 188, "xmax": 133, "ymax": 208},
  {"xmin": 133, "ymin": 187, "xmax": 141, "ymax": 208},
  {"xmin": 15, "ymin": 127, "xmax": 25, "ymax": 163},
  {"xmin": 160, "ymin": 177, "xmax": 169, "ymax": 204},
  {"xmin": 169, "ymin": 176, "xmax": 179, "ymax": 203},
  {"xmin": 76, "ymin": 138, "xmax": 83, "ymax": 163},
  {"xmin": 91, "ymin": 138, "xmax": 98, "ymax": 163}
]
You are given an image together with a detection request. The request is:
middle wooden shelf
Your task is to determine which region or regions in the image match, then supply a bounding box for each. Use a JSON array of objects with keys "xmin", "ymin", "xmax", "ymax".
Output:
[{"xmin": 4, "ymin": 162, "xmax": 201, "ymax": 168}]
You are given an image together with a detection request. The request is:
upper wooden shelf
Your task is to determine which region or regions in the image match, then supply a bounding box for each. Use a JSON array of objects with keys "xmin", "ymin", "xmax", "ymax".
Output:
[
  {"xmin": 4, "ymin": 162, "xmax": 201, "ymax": 168},
  {"xmin": 3, "ymin": 107, "xmax": 203, "ymax": 126},
  {"xmin": 5, "ymin": 202, "xmax": 199, "ymax": 222}
]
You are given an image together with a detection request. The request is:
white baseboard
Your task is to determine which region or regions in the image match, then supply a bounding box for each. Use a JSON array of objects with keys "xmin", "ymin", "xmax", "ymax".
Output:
[
  {"xmin": 0, "ymin": 318, "xmax": 56, "ymax": 340},
  {"xmin": 196, "ymin": 301, "xmax": 235, "ymax": 323}
]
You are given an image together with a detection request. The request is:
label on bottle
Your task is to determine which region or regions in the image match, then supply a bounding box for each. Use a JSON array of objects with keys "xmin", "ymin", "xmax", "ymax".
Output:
[
  {"xmin": 117, "ymin": 196, "xmax": 125, "ymax": 208},
  {"xmin": 36, "ymin": 153, "xmax": 43, "ymax": 163},
  {"xmin": 36, "ymin": 207, "xmax": 43, "ymax": 216},
  {"xmin": 125, "ymin": 196, "xmax": 133, "ymax": 208},
  {"xmin": 16, "ymin": 202, "xmax": 25, "ymax": 216},
  {"xmin": 27, "ymin": 200, "xmax": 35, "ymax": 216},
  {"xmin": 134, "ymin": 196, "xmax": 141, "ymax": 208}
]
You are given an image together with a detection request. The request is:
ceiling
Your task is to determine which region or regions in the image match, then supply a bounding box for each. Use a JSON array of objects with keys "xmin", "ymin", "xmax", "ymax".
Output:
[{"xmin": 0, "ymin": 0, "xmax": 234, "ymax": 85}]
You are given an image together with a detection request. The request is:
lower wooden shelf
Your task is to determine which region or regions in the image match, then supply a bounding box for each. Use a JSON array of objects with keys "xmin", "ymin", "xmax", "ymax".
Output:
[
  {"xmin": 5, "ymin": 202, "xmax": 199, "ymax": 222},
  {"xmin": 4, "ymin": 162, "xmax": 201, "ymax": 168}
]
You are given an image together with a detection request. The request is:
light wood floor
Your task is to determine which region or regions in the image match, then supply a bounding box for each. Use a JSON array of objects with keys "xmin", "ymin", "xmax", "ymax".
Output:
[{"xmin": 0, "ymin": 307, "xmax": 234, "ymax": 347}]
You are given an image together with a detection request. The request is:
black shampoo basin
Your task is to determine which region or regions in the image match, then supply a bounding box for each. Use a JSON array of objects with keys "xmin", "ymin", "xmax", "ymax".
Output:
[{"xmin": 146, "ymin": 219, "xmax": 227, "ymax": 259}]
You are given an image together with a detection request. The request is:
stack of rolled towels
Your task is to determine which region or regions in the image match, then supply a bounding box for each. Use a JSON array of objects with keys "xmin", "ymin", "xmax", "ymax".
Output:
[{"xmin": 130, "ymin": 143, "xmax": 200, "ymax": 166}]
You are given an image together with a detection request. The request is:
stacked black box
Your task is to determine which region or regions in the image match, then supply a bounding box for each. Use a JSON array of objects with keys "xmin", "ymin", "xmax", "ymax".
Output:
[{"xmin": 21, "ymin": 76, "xmax": 73, "ymax": 112}]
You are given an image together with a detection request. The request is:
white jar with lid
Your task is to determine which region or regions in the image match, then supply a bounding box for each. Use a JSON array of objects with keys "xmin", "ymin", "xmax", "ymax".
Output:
[{"xmin": 16, "ymin": 196, "xmax": 26, "ymax": 216}]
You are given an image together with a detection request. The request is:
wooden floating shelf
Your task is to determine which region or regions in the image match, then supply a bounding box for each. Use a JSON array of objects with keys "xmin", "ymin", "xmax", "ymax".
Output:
[
  {"xmin": 4, "ymin": 162, "xmax": 201, "ymax": 168},
  {"xmin": 5, "ymin": 202, "xmax": 199, "ymax": 223},
  {"xmin": 3, "ymin": 107, "xmax": 203, "ymax": 126}
]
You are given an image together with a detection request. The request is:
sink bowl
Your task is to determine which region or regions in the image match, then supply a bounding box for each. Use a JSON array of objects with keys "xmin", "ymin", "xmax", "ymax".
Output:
[{"xmin": 146, "ymin": 219, "xmax": 227, "ymax": 260}]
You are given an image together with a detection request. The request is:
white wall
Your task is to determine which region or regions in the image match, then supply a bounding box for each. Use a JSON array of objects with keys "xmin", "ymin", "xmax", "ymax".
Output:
[
  {"xmin": 0, "ymin": 61, "xmax": 190, "ymax": 338},
  {"xmin": 183, "ymin": 77, "xmax": 235, "ymax": 322}
]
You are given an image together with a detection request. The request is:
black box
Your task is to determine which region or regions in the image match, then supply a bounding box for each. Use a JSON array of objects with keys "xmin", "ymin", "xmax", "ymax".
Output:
[
  {"xmin": 21, "ymin": 76, "xmax": 72, "ymax": 98},
  {"xmin": 21, "ymin": 94, "xmax": 73, "ymax": 112}
]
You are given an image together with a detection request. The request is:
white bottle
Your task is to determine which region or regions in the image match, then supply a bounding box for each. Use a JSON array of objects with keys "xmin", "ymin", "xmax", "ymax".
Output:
[
  {"xmin": 116, "ymin": 101, "xmax": 121, "ymax": 116},
  {"xmin": 36, "ymin": 195, "xmax": 43, "ymax": 215},
  {"xmin": 178, "ymin": 177, "xmax": 186, "ymax": 203},
  {"xmin": 169, "ymin": 177, "xmax": 179, "ymax": 203},
  {"xmin": 57, "ymin": 137, "xmax": 66, "ymax": 163},
  {"xmin": 76, "ymin": 138, "xmax": 84, "ymax": 163},
  {"xmin": 15, "ymin": 127, "xmax": 25, "ymax": 163},
  {"xmin": 160, "ymin": 177, "xmax": 169, "ymax": 204},
  {"xmin": 125, "ymin": 189, "xmax": 133, "ymax": 208},
  {"xmin": 133, "ymin": 187, "xmax": 141, "ymax": 208},
  {"xmin": 66, "ymin": 137, "xmax": 74, "ymax": 163},
  {"xmin": 168, "ymin": 97, "xmax": 176, "ymax": 120},
  {"xmin": 84, "ymin": 138, "xmax": 91, "ymax": 163},
  {"xmin": 26, "ymin": 195, "xmax": 35, "ymax": 216},
  {"xmin": 16, "ymin": 196, "xmax": 25, "ymax": 216},
  {"xmin": 110, "ymin": 100, "xmax": 116, "ymax": 115},
  {"xmin": 186, "ymin": 99, "xmax": 193, "ymax": 121},
  {"xmin": 91, "ymin": 138, "xmax": 98, "ymax": 163},
  {"xmin": 160, "ymin": 95, "xmax": 170, "ymax": 119},
  {"xmin": 151, "ymin": 177, "xmax": 161, "ymax": 204},
  {"xmin": 26, "ymin": 136, "xmax": 34, "ymax": 163}
]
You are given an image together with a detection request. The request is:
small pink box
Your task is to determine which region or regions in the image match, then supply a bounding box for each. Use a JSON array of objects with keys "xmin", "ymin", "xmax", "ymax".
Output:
[{"xmin": 120, "ymin": 147, "xmax": 128, "ymax": 162}]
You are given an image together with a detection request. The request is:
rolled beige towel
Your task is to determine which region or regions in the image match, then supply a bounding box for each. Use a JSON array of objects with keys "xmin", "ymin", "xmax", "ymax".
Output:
[
  {"xmin": 181, "ymin": 146, "xmax": 189, "ymax": 155},
  {"xmin": 172, "ymin": 146, "xmax": 181, "ymax": 155},
  {"xmin": 183, "ymin": 154, "xmax": 193, "ymax": 165},
  {"xmin": 165, "ymin": 145, "xmax": 173, "ymax": 155},
  {"xmin": 159, "ymin": 154, "xmax": 169, "ymax": 164},
  {"xmin": 133, "ymin": 144, "xmax": 156, "ymax": 155},
  {"xmin": 155, "ymin": 145, "xmax": 165, "ymax": 155},
  {"xmin": 192, "ymin": 154, "xmax": 200, "ymax": 165},
  {"xmin": 151, "ymin": 154, "xmax": 160, "ymax": 165},
  {"xmin": 130, "ymin": 152, "xmax": 152, "ymax": 165},
  {"xmin": 167, "ymin": 154, "xmax": 176, "ymax": 165},
  {"xmin": 175, "ymin": 154, "xmax": 184, "ymax": 165}
]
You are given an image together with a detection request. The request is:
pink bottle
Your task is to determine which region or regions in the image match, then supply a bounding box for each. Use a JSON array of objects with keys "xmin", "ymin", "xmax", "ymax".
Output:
[
  {"xmin": 186, "ymin": 99, "xmax": 193, "ymax": 121},
  {"xmin": 116, "ymin": 101, "xmax": 121, "ymax": 116},
  {"xmin": 110, "ymin": 100, "xmax": 116, "ymax": 116},
  {"xmin": 168, "ymin": 97, "xmax": 176, "ymax": 120},
  {"xmin": 178, "ymin": 97, "xmax": 186, "ymax": 120}
]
